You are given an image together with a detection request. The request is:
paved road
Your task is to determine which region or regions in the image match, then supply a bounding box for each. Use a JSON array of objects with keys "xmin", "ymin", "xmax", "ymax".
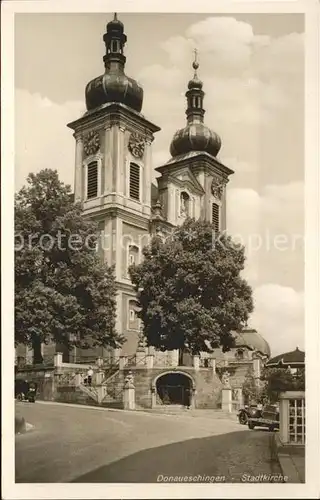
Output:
[{"xmin": 15, "ymin": 401, "xmax": 281, "ymax": 483}]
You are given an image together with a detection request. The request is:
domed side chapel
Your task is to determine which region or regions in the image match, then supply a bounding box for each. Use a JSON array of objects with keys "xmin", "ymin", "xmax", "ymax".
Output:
[{"xmin": 16, "ymin": 15, "xmax": 271, "ymax": 409}]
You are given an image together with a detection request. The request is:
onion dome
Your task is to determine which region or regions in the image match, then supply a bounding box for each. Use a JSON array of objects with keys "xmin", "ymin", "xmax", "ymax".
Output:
[
  {"xmin": 266, "ymin": 347, "xmax": 305, "ymax": 369},
  {"xmin": 234, "ymin": 329, "xmax": 271, "ymax": 358},
  {"xmin": 85, "ymin": 13, "xmax": 143, "ymax": 113},
  {"xmin": 170, "ymin": 50, "xmax": 222, "ymax": 158}
]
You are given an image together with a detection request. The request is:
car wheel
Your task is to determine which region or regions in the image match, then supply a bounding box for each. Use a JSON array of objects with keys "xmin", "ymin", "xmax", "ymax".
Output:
[
  {"xmin": 17, "ymin": 394, "xmax": 23, "ymax": 402},
  {"xmin": 248, "ymin": 422, "xmax": 255, "ymax": 430},
  {"xmin": 269, "ymin": 426, "xmax": 275, "ymax": 432},
  {"xmin": 239, "ymin": 414, "xmax": 247, "ymax": 425}
]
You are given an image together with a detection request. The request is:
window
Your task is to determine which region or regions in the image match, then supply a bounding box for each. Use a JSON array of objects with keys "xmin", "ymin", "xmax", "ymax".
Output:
[
  {"xmin": 129, "ymin": 163, "xmax": 140, "ymax": 201},
  {"xmin": 87, "ymin": 162, "xmax": 98, "ymax": 199},
  {"xmin": 180, "ymin": 191, "xmax": 190, "ymax": 217},
  {"xmin": 236, "ymin": 349, "xmax": 244, "ymax": 360},
  {"xmin": 128, "ymin": 244, "xmax": 139, "ymax": 268},
  {"xmin": 212, "ymin": 203, "xmax": 220, "ymax": 233},
  {"xmin": 128, "ymin": 300, "xmax": 139, "ymax": 330}
]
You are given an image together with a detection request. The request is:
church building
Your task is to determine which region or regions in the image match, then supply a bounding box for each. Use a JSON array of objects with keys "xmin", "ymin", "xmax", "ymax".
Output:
[{"xmin": 16, "ymin": 14, "xmax": 271, "ymax": 409}]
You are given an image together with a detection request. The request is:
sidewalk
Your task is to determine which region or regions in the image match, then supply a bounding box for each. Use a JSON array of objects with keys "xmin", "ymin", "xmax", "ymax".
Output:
[{"xmin": 271, "ymin": 433, "xmax": 305, "ymax": 483}]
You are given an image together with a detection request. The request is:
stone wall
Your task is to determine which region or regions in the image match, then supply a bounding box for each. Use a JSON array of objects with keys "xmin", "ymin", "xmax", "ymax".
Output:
[
  {"xmin": 15, "ymin": 366, "xmax": 56, "ymax": 401},
  {"xmin": 121, "ymin": 367, "xmax": 223, "ymax": 409}
]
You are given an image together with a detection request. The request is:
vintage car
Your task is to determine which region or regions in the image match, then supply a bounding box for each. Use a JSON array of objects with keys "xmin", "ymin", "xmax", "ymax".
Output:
[
  {"xmin": 238, "ymin": 404, "xmax": 263, "ymax": 425},
  {"xmin": 247, "ymin": 404, "xmax": 279, "ymax": 432}
]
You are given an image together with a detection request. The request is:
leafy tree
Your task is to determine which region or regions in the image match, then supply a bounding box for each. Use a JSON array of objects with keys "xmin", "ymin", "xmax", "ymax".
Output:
[
  {"xmin": 129, "ymin": 218, "xmax": 253, "ymax": 360},
  {"xmin": 15, "ymin": 169, "xmax": 123, "ymax": 364},
  {"xmin": 242, "ymin": 367, "xmax": 260, "ymax": 405},
  {"xmin": 260, "ymin": 367, "xmax": 305, "ymax": 403}
]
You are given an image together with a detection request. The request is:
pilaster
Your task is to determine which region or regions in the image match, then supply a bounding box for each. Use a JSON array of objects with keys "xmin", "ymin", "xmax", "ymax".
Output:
[
  {"xmin": 74, "ymin": 133, "xmax": 83, "ymax": 201},
  {"xmin": 104, "ymin": 126, "xmax": 113, "ymax": 195}
]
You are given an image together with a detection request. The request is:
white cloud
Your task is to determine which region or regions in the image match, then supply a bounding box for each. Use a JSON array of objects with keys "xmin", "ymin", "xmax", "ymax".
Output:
[
  {"xmin": 15, "ymin": 89, "xmax": 83, "ymax": 191},
  {"xmin": 250, "ymin": 284, "xmax": 304, "ymax": 356},
  {"xmin": 227, "ymin": 181, "xmax": 304, "ymax": 287}
]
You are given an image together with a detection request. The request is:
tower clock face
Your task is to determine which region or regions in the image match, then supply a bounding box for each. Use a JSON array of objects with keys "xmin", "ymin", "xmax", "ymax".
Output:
[{"xmin": 83, "ymin": 131, "xmax": 100, "ymax": 156}]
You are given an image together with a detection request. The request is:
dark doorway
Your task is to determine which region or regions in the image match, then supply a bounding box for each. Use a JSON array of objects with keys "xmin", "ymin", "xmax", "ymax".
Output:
[{"xmin": 156, "ymin": 373, "xmax": 192, "ymax": 406}]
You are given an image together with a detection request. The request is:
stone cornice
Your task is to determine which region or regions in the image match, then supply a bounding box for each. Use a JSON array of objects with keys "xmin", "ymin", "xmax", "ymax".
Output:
[
  {"xmin": 157, "ymin": 170, "xmax": 205, "ymax": 195},
  {"xmin": 82, "ymin": 205, "xmax": 150, "ymax": 230},
  {"xmin": 115, "ymin": 280, "xmax": 137, "ymax": 294},
  {"xmin": 67, "ymin": 102, "xmax": 161, "ymax": 140},
  {"xmin": 156, "ymin": 153, "xmax": 234, "ymax": 178}
]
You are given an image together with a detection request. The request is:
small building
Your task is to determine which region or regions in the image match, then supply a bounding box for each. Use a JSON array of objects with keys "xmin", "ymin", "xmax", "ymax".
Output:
[{"xmin": 265, "ymin": 347, "xmax": 305, "ymax": 375}]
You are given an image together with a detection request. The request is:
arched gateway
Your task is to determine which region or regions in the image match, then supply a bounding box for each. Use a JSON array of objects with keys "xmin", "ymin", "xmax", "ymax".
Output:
[{"xmin": 153, "ymin": 371, "xmax": 194, "ymax": 407}]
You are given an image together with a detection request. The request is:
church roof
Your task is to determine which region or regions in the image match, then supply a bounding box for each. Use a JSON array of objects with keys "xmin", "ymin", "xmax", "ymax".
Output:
[
  {"xmin": 234, "ymin": 329, "xmax": 271, "ymax": 357},
  {"xmin": 265, "ymin": 347, "xmax": 305, "ymax": 368},
  {"xmin": 85, "ymin": 14, "xmax": 144, "ymax": 114}
]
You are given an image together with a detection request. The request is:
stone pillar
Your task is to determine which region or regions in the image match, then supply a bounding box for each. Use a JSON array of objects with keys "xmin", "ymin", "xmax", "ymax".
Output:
[
  {"xmin": 221, "ymin": 183, "xmax": 227, "ymax": 231},
  {"xmin": 96, "ymin": 357, "xmax": 104, "ymax": 368},
  {"xmin": 168, "ymin": 185, "xmax": 175, "ymax": 224},
  {"xmin": 117, "ymin": 127, "xmax": 125, "ymax": 195},
  {"xmin": 74, "ymin": 133, "xmax": 83, "ymax": 201},
  {"xmin": 221, "ymin": 387, "xmax": 232, "ymax": 413},
  {"xmin": 54, "ymin": 352, "xmax": 63, "ymax": 367},
  {"xmin": 119, "ymin": 356, "xmax": 128, "ymax": 370},
  {"xmin": 193, "ymin": 355, "xmax": 200, "ymax": 371},
  {"xmin": 210, "ymin": 358, "xmax": 216, "ymax": 374},
  {"xmin": 143, "ymin": 141, "xmax": 152, "ymax": 211},
  {"xmin": 151, "ymin": 386, "xmax": 157, "ymax": 408},
  {"xmin": 146, "ymin": 354, "xmax": 154, "ymax": 369},
  {"xmin": 171, "ymin": 349, "xmax": 179, "ymax": 367},
  {"xmin": 112, "ymin": 125, "xmax": 118, "ymax": 193},
  {"xmin": 104, "ymin": 126, "xmax": 112, "ymax": 195},
  {"xmin": 279, "ymin": 396, "xmax": 289, "ymax": 444},
  {"xmin": 123, "ymin": 372, "xmax": 135, "ymax": 410},
  {"xmin": 94, "ymin": 370, "xmax": 104, "ymax": 385},
  {"xmin": 253, "ymin": 357, "xmax": 261, "ymax": 385}
]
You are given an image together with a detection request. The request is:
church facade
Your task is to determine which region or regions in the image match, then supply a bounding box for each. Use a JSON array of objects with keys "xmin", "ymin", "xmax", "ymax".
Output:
[{"xmin": 16, "ymin": 15, "xmax": 271, "ymax": 409}]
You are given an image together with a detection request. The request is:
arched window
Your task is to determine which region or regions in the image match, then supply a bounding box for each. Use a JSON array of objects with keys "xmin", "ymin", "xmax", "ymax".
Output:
[
  {"xmin": 87, "ymin": 161, "xmax": 98, "ymax": 199},
  {"xmin": 128, "ymin": 244, "xmax": 139, "ymax": 267},
  {"xmin": 129, "ymin": 163, "xmax": 140, "ymax": 201},
  {"xmin": 236, "ymin": 348, "xmax": 244, "ymax": 360},
  {"xmin": 212, "ymin": 202, "xmax": 220, "ymax": 233},
  {"xmin": 112, "ymin": 40, "xmax": 118, "ymax": 53},
  {"xmin": 128, "ymin": 300, "xmax": 139, "ymax": 330},
  {"xmin": 180, "ymin": 191, "xmax": 190, "ymax": 217}
]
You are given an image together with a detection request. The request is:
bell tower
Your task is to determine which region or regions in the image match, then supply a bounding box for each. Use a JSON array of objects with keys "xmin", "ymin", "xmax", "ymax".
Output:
[
  {"xmin": 156, "ymin": 51, "xmax": 233, "ymax": 231},
  {"xmin": 67, "ymin": 14, "xmax": 160, "ymax": 356}
]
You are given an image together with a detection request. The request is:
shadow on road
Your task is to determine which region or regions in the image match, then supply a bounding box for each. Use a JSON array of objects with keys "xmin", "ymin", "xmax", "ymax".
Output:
[{"xmin": 72, "ymin": 430, "xmax": 281, "ymax": 483}]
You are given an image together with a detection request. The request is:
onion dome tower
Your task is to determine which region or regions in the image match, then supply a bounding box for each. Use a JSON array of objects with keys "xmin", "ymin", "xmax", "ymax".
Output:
[
  {"xmin": 170, "ymin": 50, "xmax": 222, "ymax": 158},
  {"xmin": 85, "ymin": 13, "xmax": 144, "ymax": 113}
]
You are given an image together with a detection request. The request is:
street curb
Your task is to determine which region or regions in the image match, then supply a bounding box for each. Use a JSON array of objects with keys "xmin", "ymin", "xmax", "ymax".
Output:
[
  {"xmin": 34, "ymin": 400, "xmax": 239, "ymax": 421},
  {"xmin": 270, "ymin": 433, "xmax": 303, "ymax": 483}
]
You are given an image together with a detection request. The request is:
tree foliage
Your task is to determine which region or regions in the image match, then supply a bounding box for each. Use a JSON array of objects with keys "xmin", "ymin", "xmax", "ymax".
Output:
[
  {"xmin": 15, "ymin": 169, "xmax": 123, "ymax": 363},
  {"xmin": 129, "ymin": 218, "xmax": 253, "ymax": 355},
  {"xmin": 242, "ymin": 367, "xmax": 260, "ymax": 404},
  {"xmin": 260, "ymin": 367, "xmax": 305, "ymax": 403}
]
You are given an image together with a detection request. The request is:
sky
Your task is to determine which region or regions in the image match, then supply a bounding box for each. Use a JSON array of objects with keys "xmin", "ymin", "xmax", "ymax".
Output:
[{"xmin": 15, "ymin": 13, "xmax": 305, "ymax": 356}]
